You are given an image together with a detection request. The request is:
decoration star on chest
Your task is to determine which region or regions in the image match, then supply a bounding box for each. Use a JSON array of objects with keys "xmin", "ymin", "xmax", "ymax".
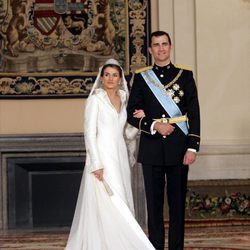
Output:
[
  {"xmin": 166, "ymin": 89, "xmax": 175, "ymax": 97},
  {"xmin": 165, "ymin": 83, "xmax": 184, "ymax": 104},
  {"xmin": 173, "ymin": 96, "xmax": 180, "ymax": 104},
  {"xmin": 173, "ymin": 83, "xmax": 180, "ymax": 91},
  {"xmin": 179, "ymin": 90, "xmax": 184, "ymax": 97}
]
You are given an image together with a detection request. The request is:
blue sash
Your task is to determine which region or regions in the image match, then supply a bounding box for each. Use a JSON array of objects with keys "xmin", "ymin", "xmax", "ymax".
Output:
[{"xmin": 141, "ymin": 69, "xmax": 188, "ymax": 135}]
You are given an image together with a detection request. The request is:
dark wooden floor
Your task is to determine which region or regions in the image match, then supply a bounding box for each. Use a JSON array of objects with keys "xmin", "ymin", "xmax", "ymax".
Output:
[{"xmin": 0, "ymin": 225, "xmax": 250, "ymax": 250}]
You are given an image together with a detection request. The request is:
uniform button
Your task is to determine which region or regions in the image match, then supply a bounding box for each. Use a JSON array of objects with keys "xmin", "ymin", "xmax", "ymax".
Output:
[
  {"xmin": 144, "ymin": 122, "xmax": 147, "ymax": 125},
  {"xmin": 163, "ymin": 136, "xmax": 166, "ymax": 138},
  {"xmin": 162, "ymin": 114, "xmax": 165, "ymax": 117},
  {"xmin": 160, "ymin": 74, "xmax": 164, "ymax": 78}
]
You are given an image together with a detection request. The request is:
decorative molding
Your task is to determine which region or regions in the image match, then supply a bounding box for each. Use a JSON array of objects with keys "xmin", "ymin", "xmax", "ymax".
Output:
[{"xmin": 129, "ymin": 0, "xmax": 148, "ymax": 70}]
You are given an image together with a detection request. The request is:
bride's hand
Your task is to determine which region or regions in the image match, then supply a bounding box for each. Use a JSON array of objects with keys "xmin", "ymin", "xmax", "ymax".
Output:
[
  {"xmin": 93, "ymin": 169, "xmax": 104, "ymax": 181},
  {"xmin": 133, "ymin": 109, "xmax": 145, "ymax": 118}
]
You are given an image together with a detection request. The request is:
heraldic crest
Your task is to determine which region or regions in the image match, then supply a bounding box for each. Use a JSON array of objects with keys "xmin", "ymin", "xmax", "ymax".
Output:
[{"xmin": 0, "ymin": 0, "xmax": 127, "ymax": 73}]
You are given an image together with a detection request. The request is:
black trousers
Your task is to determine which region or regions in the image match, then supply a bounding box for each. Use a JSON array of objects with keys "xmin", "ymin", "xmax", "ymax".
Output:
[{"xmin": 142, "ymin": 164, "xmax": 188, "ymax": 250}]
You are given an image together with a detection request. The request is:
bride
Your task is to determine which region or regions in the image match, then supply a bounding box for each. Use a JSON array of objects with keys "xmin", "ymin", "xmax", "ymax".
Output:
[{"xmin": 65, "ymin": 59, "xmax": 155, "ymax": 250}]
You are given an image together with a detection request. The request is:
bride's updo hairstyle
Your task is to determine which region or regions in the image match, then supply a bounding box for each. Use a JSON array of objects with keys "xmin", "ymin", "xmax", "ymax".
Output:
[{"xmin": 100, "ymin": 63, "xmax": 122, "ymax": 77}]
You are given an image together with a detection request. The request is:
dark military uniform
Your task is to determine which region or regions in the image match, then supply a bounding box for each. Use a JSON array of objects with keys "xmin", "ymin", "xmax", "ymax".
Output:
[{"xmin": 127, "ymin": 62, "xmax": 200, "ymax": 250}]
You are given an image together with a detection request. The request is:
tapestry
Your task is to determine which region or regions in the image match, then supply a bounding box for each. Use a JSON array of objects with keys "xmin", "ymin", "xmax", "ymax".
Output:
[{"xmin": 0, "ymin": 0, "xmax": 150, "ymax": 97}]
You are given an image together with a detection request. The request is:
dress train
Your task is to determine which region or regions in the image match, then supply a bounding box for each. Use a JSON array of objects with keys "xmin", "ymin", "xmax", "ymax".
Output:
[{"xmin": 65, "ymin": 170, "xmax": 155, "ymax": 250}]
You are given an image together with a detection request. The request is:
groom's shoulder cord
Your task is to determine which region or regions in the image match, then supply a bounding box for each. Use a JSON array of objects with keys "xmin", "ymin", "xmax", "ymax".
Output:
[{"xmin": 134, "ymin": 66, "xmax": 153, "ymax": 74}]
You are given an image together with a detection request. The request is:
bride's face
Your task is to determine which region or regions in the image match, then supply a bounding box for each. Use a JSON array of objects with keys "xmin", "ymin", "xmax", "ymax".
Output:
[{"xmin": 101, "ymin": 67, "xmax": 121, "ymax": 91}]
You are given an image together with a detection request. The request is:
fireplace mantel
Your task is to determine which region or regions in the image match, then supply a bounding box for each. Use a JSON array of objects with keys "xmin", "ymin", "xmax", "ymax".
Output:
[{"xmin": 0, "ymin": 133, "xmax": 85, "ymax": 153}]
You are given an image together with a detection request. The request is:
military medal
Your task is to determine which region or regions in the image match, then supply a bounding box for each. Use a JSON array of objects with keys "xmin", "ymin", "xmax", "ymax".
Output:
[
  {"xmin": 173, "ymin": 83, "xmax": 180, "ymax": 91},
  {"xmin": 173, "ymin": 96, "xmax": 180, "ymax": 104},
  {"xmin": 166, "ymin": 89, "xmax": 174, "ymax": 97},
  {"xmin": 179, "ymin": 90, "xmax": 184, "ymax": 97}
]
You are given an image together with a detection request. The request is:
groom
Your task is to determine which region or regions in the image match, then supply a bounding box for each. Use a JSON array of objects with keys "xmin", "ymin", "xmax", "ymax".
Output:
[{"xmin": 127, "ymin": 31, "xmax": 200, "ymax": 250}]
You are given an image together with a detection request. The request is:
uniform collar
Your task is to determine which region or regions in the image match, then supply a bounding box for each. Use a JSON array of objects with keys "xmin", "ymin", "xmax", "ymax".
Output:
[{"xmin": 154, "ymin": 62, "xmax": 173, "ymax": 71}]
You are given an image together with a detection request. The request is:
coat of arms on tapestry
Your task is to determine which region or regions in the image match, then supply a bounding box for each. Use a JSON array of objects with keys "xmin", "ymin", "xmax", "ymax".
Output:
[{"xmin": 0, "ymin": 0, "xmax": 150, "ymax": 97}]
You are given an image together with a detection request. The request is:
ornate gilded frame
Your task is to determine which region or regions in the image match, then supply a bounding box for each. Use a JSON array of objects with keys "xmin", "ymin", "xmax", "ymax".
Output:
[{"xmin": 0, "ymin": 0, "xmax": 151, "ymax": 98}]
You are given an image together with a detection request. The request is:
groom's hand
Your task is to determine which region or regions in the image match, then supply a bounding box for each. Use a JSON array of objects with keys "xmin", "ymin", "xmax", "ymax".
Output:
[
  {"xmin": 154, "ymin": 122, "xmax": 175, "ymax": 136},
  {"xmin": 183, "ymin": 151, "xmax": 197, "ymax": 165}
]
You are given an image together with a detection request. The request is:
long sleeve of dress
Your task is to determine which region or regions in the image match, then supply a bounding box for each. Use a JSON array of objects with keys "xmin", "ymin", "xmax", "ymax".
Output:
[{"xmin": 84, "ymin": 95, "xmax": 103, "ymax": 172}]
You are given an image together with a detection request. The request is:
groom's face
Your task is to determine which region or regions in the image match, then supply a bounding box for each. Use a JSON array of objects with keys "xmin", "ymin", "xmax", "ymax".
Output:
[{"xmin": 149, "ymin": 35, "xmax": 172, "ymax": 65}]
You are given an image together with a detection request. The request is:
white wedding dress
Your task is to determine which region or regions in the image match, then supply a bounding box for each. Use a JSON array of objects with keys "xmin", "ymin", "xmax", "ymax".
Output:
[{"xmin": 65, "ymin": 88, "xmax": 155, "ymax": 250}]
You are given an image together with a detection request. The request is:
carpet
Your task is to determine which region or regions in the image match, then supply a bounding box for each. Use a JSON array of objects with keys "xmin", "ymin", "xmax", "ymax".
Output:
[{"xmin": 0, "ymin": 225, "xmax": 249, "ymax": 250}]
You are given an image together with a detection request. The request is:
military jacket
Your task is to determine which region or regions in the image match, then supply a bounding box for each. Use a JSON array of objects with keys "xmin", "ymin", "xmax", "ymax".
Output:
[{"xmin": 127, "ymin": 63, "xmax": 200, "ymax": 165}]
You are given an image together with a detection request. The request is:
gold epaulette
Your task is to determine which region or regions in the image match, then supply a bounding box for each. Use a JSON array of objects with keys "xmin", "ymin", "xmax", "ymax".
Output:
[
  {"xmin": 174, "ymin": 64, "xmax": 192, "ymax": 71},
  {"xmin": 135, "ymin": 66, "xmax": 153, "ymax": 74}
]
